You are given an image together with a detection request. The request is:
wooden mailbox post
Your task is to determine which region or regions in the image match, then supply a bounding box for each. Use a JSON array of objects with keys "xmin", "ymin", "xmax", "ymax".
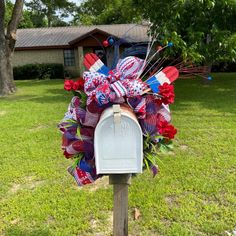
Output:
[{"xmin": 95, "ymin": 105, "xmax": 143, "ymax": 236}]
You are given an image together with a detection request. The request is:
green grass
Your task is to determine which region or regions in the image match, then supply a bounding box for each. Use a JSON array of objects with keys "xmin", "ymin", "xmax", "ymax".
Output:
[{"xmin": 0, "ymin": 74, "xmax": 236, "ymax": 236}]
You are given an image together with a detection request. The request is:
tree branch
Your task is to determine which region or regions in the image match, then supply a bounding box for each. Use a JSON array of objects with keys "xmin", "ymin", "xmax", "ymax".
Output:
[{"xmin": 6, "ymin": 0, "xmax": 24, "ymax": 50}]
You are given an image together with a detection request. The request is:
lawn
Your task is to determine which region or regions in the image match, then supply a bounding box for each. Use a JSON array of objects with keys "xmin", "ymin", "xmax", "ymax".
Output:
[{"xmin": 0, "ymin": 73, "xmax": 236, "ymax": 236}]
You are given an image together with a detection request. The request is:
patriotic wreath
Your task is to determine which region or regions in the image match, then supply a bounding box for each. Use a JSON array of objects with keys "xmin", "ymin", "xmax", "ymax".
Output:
[{"xmin": 58, "ymin": 49, "xmax": 179, "ymax": 186}]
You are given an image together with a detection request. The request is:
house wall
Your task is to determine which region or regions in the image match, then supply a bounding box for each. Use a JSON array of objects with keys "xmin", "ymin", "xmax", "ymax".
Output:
[
  {"xmin": 13, "ymin": 49, "xmax": 81, "ymax": 77},
  {"xmin": 13, "ymin": 46, "xmax": 130, "ymax": 78},
  {"xmin": 13, "ymin": 49, "xmax": 64, "ymax": 66}
]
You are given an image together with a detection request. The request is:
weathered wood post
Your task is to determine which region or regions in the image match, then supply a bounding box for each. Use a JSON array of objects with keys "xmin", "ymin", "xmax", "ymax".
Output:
[
  {"xmin": 109, "ymin": 174, "xmax": 131, "ymax": 236},
  {"xmin": 95, "ymin": 104, "xmax": 143, "ymax": 236}
]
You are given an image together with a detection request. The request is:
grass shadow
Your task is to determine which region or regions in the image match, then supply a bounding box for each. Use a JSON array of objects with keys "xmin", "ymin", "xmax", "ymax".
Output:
[
  {"xmin": 174, "ymin": 73, "xmax": 236, "ymax": 115},
  {"xmin": 0, "ymin": 94, "xmax": 69, "ymax": 104},
  {"xmin": 15, "ymin": 79, "xmax": 63, "ymax": 88},
  {"xmin": 30, "ymin": 95, "xmax": 70, "ymax": 104},
  {"xmin": 5, "ymin": 226, "xmax": 50, "ymax": 236},
  {"xmin": 46, "ymin": 88, "xmax": 66, "ymax": 95},
  {"xmin": 1, "ymin": 79, "xmax": 70, "ymax": 104}
]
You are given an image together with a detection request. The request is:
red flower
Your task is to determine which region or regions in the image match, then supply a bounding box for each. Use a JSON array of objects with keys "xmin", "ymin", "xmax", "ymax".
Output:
[
  {"xmin": 73, "ymin": 78, "xmax": 84, "ymax": 91},
  {"xmin": 64, "ymin": 78, "xmax": 84, "ymax": 91},
  {"xmin": 157, "ymin": 120, "xmax": 177, "ymax": 139},
  {"xmin": 64, "ymin": 79, "xmax": 74, "ymax": 91},
  {"xmin": 158, "ymin": 83, "xmax": 175, "ymax": 105}
]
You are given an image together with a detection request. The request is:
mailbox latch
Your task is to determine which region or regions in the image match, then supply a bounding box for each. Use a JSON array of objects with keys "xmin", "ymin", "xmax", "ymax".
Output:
[
  {"xmin": 113, "ymin": 104, "xmax": 121, "ymax": 123},
  {"xmin": 113, "ymin": 105, "xmax": 121, "ymax": 133}
]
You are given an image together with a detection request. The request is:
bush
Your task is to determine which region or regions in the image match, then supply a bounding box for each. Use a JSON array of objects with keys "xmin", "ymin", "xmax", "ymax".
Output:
[
  {"xmin": 13, "ymin": 63, "xmax": 64, "ymax": 80},
  {"xmin": 211, "ymin": 62, "xmax": 236, "ymax": 72}
]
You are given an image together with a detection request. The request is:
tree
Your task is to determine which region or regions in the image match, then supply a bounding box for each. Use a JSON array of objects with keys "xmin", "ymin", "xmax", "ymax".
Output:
[
  {"xmin": 0, "ymin": 0, "xmax": 24, "ymax": 96},
  {"xmin": 25, "ymin": 0, "xmax": 76, "ymax": 27},
  {"xmin": 5, "ymin": 0, "xmax": 34, "ymax": 28},
  {"xmin": 18, "ymin": 10, "xmax": 34, "ymax": 29},
  {"xmin": 73, "ymin": 0, "xmax": 141, "ymax": 25},
  {"xmin": 134, "ymin": 0, "xmax": 236, "ymax": 64}
]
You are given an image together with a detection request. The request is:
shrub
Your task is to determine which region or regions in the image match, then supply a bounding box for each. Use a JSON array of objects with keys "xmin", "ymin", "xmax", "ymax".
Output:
[
  {"xmin": 211, "ymin": 62, "xmax": 236, "ymax": 72},
  {"xmin": 13, "ymin": 63, "xmax": 64, "ymax": 80}
]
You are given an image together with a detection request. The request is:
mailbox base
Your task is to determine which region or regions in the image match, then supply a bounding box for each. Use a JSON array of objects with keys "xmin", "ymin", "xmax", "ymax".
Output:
[
  {"xmin": 109, "ymin": 174, "xmax": 131, "ymax": 236},
  {"xmin": 109, "ymin": 174, "xmax": 131, "ymax": 185}
]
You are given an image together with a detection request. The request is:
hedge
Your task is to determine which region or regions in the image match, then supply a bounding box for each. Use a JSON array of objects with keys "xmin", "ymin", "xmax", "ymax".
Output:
[
  {"xmin": 13, "ymin": 63, "xmax": 64, "ymax": 80},
  {"xmin": 212, "ymin": 62, "xmax": 236, "ymax": 72}
]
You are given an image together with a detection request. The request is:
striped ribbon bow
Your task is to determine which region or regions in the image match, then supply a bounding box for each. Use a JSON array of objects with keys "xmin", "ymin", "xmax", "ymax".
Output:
[{"xmin": 83, "ymin": 56, "xmax": 148, "ymax": 105}]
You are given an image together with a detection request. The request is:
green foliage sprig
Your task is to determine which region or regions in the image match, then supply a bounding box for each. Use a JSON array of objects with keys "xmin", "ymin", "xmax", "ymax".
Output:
[{"xmin": 143, "ymin": 133, "xmax": 174, "ymax": 171}]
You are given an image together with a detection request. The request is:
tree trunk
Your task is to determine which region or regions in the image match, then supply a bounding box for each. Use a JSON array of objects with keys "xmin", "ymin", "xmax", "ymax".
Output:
[
  {"xmin": 0, "ymin": 44, "xmax": 16, "ymax": 96},
  {"xmin": 0, "ymin": 41, "xmax": 9, "ymax": 96},
  {"xmin": 0, "ymin": 0, "xmax": 23, "ymax": 96},
  {"xmin": 47, "ymin": 12, "xmax": 53, "ymax": 27},
  {"xmin": 0, "ymin": 36, "xmax": 17, "ymax": 96}
]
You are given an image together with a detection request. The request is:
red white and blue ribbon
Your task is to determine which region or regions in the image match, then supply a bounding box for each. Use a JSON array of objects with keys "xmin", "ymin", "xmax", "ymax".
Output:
[{"xmin": 83, "ymin": 55, "xmax": 148, "ymax": 105}]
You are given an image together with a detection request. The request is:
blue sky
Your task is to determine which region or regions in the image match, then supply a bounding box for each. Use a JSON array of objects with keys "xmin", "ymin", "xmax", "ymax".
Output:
[{"xmin": 10, "ymin": 0, "xmax": 83, "ymax": 22}]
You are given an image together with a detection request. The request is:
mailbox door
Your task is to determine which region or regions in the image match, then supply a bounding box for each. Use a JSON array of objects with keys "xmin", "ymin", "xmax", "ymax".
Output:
[{"xmin": 95, "ymin": 113, "xmax": 143, "ymax": 174}]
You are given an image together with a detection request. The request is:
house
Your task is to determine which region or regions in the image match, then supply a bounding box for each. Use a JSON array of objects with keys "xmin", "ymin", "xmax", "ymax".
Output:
[{"xmin": 14, "ymin": 24, "xmax": 149, "ymax": 76}]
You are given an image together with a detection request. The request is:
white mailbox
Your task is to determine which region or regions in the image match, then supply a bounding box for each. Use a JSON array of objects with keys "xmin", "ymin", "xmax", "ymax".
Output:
[{"xmin": 95, "ymin": 104, "xmax": 143, "ymax": 174}]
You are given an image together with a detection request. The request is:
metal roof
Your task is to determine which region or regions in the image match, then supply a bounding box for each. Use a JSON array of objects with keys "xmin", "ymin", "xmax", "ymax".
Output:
[{"xmin": 15, "ymin": 24, "xmax": 150, "ymax": 49}]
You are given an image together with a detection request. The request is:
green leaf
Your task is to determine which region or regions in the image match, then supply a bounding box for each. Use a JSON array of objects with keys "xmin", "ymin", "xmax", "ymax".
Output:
[
  {"xmin": 144, "ymin": 158, "xmax": 150, "ymax": 170},
  {"xmin": 71, "ymin": 153, "xmax": 83, "ymax": 169}
]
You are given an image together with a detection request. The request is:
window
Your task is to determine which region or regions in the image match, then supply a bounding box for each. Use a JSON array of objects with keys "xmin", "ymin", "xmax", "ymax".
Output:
[{"xmin": 64, "ymin": 49, "xmax": 75, "ymax": 66}]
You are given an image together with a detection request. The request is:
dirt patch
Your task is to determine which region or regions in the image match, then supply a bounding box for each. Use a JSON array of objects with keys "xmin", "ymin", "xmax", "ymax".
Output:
[
  {"xmin": 23, "ymin": 176, "xmax": 45, "ymax": 189},
  {"xmin": 72, "ymin": 185, "xmax": 83, "ymax": 191},
  {"xmin": 10, "ymin": 219, "xmax": 20, "ymax": 225},
  {"xmin": 29, "ymin": 125, "xmax": 48, "ymax": 132},
  {"xmin": 27, "ymin": 180, "xmax": 44, "ymax": 190},
  {"xmin": 87, "ymin": 176, "xmax": 110, "ymax": 192},
  {"xmin": 166, "ymin": 151, "xmax": 175, "ymax": 156},
  {"xmin": 180, "ymin": 144, "xmax": 188, "ymax": 151},
  {"xmin": 0, "ymin": 111, "xmax": 6, "ymax": 116},
  {"xmin": 89, "ymin": 211, "xmax": 113, "ymax": 236},
  {"xmin": 160, "ymin": 217, "xmax": 172, "ymax": 228},
  {"xmin": 165, "ymin": 195, "xmax": 178, "ymax": 207},
  {"xmin": 46, "ymin": 216, "xmax": 55, "ymax": 225},
  {"xmin": 8, "ymin": 176, "xmax": 45, "ymax": 194},
  {"xmin": 9, "ymin": 184, "xmax": 21, "ymax": 194},
  {"xmin": 107, "ymin": 211, "xmax": 113, "ymax": 229},
  {"xmin": 225, "ymin": 228, "xmax": 236, "ymax": 236},
  {"xmin": 90, "ymin": 219, "xmax": 98, "ymax": 230}
]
